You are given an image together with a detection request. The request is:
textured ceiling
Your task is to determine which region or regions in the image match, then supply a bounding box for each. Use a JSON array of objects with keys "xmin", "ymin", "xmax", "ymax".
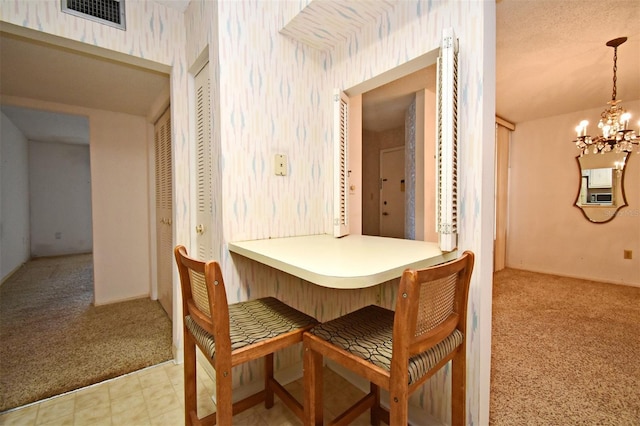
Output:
[{"xmin": 496, "ymin": 0, "xmax": 640, "ymax": 124}]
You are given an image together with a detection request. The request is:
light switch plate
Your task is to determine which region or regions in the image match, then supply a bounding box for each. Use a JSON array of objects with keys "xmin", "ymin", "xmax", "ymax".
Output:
[{"xmin": 275, "ymin": 154, "xmax": 287, "ymax": 176}]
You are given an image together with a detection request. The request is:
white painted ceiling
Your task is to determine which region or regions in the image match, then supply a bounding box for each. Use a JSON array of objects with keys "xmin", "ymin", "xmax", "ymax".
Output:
[
  {"xmin": 0, "ymin": 30, "xmax": 170, "ymax": 144},
  {"xmin": 1, "ymin": 105, "xmax": 90, "ymax": 144},
  {"xmin": 1, "ymin": 0, "xmax": 639, "ymax": 140}
]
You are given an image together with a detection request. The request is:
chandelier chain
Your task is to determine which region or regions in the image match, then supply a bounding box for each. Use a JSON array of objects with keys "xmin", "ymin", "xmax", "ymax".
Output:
[{"xmin": 612, "ymin": 47, "xmax": 617, "ymax": 101}]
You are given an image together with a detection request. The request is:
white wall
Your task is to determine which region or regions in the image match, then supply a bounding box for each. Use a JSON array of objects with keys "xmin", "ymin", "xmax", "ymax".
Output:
[
  {"xmin": 422, "ymin": 89, "xmax": 438, "ymax": 243},
  {"xmin": 89, "ymin": 111, "xmax": 152, "ymax": 304},
  {"xmin": 507, "ymin": 99, "xmax": 640, "ymax": 286},
  {"xmin": 29, "ymin": 140, "xmax": 92, "ymax": 257},
  {"xmin": 0, "ymin": 112, "xmax": 30, "ymax": 281},
  {"xmin": 3, "ymin": 96, "xmax": 153, "ymax": 305}
]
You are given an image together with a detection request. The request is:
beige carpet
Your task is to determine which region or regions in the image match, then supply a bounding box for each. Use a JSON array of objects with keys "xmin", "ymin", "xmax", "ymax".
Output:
[
  {"xmin": 0, "ymin": 254, "xmax": 173, "ymax": 412},
  {"xmin": 491, "ymin": 268, "xmax": 640, "ymax": 425}
]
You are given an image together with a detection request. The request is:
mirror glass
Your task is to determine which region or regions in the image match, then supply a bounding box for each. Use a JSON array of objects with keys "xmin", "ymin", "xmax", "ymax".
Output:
[{"xmin": 575, "ymin": 151, "xmax": 629, "ymax": 223}]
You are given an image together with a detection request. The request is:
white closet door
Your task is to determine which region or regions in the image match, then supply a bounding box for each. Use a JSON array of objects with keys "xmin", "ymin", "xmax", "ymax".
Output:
[
  {"xmin": 495, "ymin": 120, "xmax": 513, "ymax": 271},
  {"xmin": 194, "ymin": 62, "xmax": 213, "ymax": 260},
  {"xmin": 154, "ymin": 107, "xmax": 173, "ymax": 319}
]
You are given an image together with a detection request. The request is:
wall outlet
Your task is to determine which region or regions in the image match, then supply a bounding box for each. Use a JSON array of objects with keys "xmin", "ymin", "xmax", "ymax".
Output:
[
  {"xmin": 275, "ymin": 154, "xmax": 287, "ymax": 176},
  {"xmin": 623, "ymin": 250, "xmax": 632, "ymax": 260}
]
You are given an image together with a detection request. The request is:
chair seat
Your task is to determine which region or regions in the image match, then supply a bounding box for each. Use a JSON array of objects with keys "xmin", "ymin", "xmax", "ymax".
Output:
[
  {"xmin": 186, "ymin": 296, "xmax": 317, "ymax": 359},
  {"xmin": 308, "ymin": 305, "xmax": 464, "ymax": 385}
]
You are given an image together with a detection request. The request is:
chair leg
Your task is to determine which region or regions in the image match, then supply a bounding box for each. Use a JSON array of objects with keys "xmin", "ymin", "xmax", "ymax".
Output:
[
  {"xmin": 370, "ymin": 382, "xmax": 381, "ymax": 426},
  {"xmin": 183, "ymin": 331, "xmax": 198, "ymax": 426},
  {"xmin": 265, "ymin": 353, "xmax": 275, "ymax": 409},
  {"xmin": 451, "ymin": 349, "xmax": 466, "ymax": 426},
  {"xmin": 303, "ymin": 343, "xmax": 323, "ymax": 426},
  {"xmin": 215, "ymin": 363, "xmax": 234, "ymax": 425},
  {"xmin": 388, "ymin": 392, "xmax": 409, "ymax": 426}
]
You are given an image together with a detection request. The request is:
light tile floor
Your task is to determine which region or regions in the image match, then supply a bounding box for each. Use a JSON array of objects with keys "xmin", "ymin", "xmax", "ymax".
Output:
[{"xmin": 0, "ymin": 361, "xmax": 371, "ymax": 426}]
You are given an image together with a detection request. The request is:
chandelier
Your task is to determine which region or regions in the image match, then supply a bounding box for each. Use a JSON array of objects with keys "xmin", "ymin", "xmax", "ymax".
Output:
[{"xmin": 573, "ymin": 37, "xmax": 639, "ymax": 156}]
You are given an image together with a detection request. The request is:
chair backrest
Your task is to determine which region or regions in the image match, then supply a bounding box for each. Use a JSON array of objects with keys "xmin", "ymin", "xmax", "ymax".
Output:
[
  {"xmin": 392, "ymin": 251, "xmax": 475, "ymax": 361},
  {"xmin": 174, "ymin": 245, "xmax": 230, "ymax": 344}
]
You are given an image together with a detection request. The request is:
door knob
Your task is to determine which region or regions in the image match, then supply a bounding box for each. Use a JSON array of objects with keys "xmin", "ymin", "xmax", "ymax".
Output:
[{"xmin": 195, "ymin": 224, "xmax": 204, "ymax": 235}]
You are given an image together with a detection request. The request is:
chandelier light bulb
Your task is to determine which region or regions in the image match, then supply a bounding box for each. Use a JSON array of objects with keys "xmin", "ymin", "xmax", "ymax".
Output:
[
  {"xmin": 575, "ymin": 120, "xmax": 589, "ymax": 137},
  {"xmin": 620, "ymin": 112, "xmax": 631, "ymax": 129}
]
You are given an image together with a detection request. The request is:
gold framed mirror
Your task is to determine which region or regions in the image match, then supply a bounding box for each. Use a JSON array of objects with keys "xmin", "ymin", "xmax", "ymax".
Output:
[{"xmin": 575, "ymin": 151, "xmax": 629, "ymax": 223}]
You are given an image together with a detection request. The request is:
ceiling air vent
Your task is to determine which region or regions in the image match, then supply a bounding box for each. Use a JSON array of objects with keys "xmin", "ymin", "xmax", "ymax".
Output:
[{"xmin": 62, "ymin": 0, "xmax": 126, "ymax": 30}]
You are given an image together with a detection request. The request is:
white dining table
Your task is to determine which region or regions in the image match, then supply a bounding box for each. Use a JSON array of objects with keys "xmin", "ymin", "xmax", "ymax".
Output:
[{"xmin": 228, "ymin": 234, "xmax": 457, "ymax": 289}]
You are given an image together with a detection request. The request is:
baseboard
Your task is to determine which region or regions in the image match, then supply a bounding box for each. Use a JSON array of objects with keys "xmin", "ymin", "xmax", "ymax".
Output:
[
  {"xmin": 1, "ymin": 262, "xmax": 25, "ymax": 286},
  {"xmin": 325, "ymin": 360, "xmax": 445, "ymax": 426},
  {"xmin": 92, "ymin": 294, "xmax": 152, "ymax": 307},
  {"xmin": 172, "ymin": 343, "xmax": 181, "ymax": 364},
  {"xmin": 503, "ymin": 266, "xmax": 640, "ymax": 288}
]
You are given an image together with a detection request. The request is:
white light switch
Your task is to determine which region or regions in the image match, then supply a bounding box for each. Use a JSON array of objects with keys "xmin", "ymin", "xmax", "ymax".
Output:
[{"xmin": 275, "ymin": 154, "xmax": 287, "ymax": 176}]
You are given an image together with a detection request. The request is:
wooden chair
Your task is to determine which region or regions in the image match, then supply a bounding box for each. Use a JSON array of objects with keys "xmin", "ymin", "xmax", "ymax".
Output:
[
  {"xmin": 174, "ymin": 245, "xmax": 318, "ymax": 425},
  {"xmin": 303, "ymin": 251, "xmax": 475, "ymax": 426}
]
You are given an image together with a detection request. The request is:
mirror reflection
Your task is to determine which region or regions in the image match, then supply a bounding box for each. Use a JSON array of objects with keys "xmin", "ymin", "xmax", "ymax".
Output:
[{"xmin": 575, "ymin": 151, "xmax": 629, "ymax": 223}]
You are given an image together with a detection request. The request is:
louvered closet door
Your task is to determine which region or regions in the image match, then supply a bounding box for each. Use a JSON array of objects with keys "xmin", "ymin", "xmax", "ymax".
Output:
[
  {"xmin": 435, "ymin": 28, "xmax": 459, "ymax": 252},
  {"xmin": 155, "ymin": 107, "xmax": 173, "ymax": 319},
  {"xmin": 333, "ymin": 90, "xmax": 349, "ymax": 237},
  {"xmin": 194, "ymin": 62, "xmax": 214, "ymax": 260}
]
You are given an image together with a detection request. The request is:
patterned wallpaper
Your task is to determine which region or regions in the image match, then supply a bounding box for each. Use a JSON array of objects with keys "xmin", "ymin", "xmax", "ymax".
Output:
[
  {"xmin": 280, "ymin": 0, "xmax": 395, "ymax": 50},
  {"xmin": 1, "ymin": 1, "xmax": 496, "ymax": 424},
  {"xmin": 213, "ymin": 1, "xmax": 494, "ymax": 424}
]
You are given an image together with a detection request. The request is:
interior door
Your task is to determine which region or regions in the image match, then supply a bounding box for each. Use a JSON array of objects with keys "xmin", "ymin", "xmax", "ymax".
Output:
[
  {"xmin": 379, "ymin": 147, "xmax": 405, "ymax": 238},
  {"xmin": 194, "ymin": 62, "xmax": 214, "ymax": 260},
  {"xmin": 154, "ymin": 107, "xmax": 173, "ymax": 319}
]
